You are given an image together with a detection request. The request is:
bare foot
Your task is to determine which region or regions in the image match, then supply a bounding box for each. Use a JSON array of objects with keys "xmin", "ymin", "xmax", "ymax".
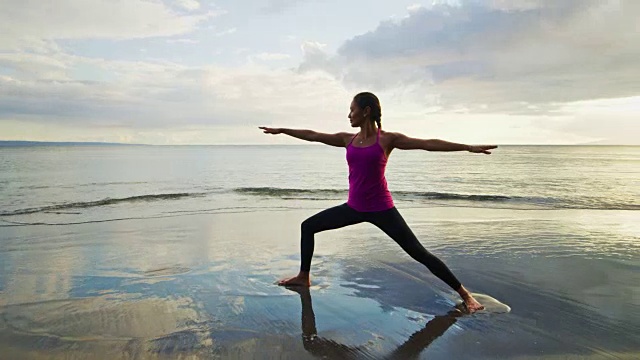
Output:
[
  {"xmin": 463, "ymin": 296, "xmax": 485, "ymax": 313},
  {"xmin": 457, "ymin": 285, "xmax": 485, "ymax": 314},
  {"xmin": 277, "ymin": 273, "xmax": 311, "ymax": 287}
]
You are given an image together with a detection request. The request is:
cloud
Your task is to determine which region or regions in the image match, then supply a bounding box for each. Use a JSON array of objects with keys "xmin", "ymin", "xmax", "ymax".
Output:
[
  {"xmin": 175, "ymin": 0, "xmax": 201, "ymax": 11},
  {"xmin": 261, "ymin": 0, "xmax": 306, "ymax": 13},
  {"xmin": 485, "ymin": 0, "xmax": 558, "ymax": 11},
  {"xmin": 298, "ymin": 41, "xmax": 339, "ymax": 75},
  {"xmin": 406, "ymin": 4, "xmax": 424, "ymax": 13},
  {"xmin": 215, "ymin": 28, "xmax": 237, "ymax": 37},
  {"xmin": 0, "ymin": 45, "xmax": 351, "ymax": 143},
  {"xmin": 166, "ymin": 38, "xmax": 200, "ymax": 44},
  {"xmin": 252, "ymin": 53, "xmax": 291, "ymax": 61},
  {"xmin": 0, "ymin": 0, "xmax": 220, "ymax": 49},
  {"xmin": 299, "ymin": 0, "xmax": 640, "ymax": 113},
  {"xmin": 0, "ymin": 51, "xmax": 69, "ymax": 81}
]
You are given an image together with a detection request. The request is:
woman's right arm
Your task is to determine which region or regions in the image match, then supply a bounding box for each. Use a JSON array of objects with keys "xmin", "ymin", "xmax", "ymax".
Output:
[{"xmin": 259, "ymin": 127, "xmax": 352, "ymax": 147}]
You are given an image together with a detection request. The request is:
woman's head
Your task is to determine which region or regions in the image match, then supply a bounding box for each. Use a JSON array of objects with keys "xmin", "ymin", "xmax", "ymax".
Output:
[{"xmin": 349, "ymin": 92, "xmax": 382, "ymax": 129}]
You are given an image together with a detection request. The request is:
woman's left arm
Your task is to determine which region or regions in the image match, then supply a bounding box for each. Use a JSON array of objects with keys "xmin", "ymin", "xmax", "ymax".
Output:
[{"xmin": 390, "ymin": 132, "xmax": 497, "ymax": 154}]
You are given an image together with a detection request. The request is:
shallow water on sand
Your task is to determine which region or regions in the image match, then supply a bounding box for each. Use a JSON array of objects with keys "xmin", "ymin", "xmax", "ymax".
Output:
[
  {"xmin": 1, "ymin": 208, "xmax": 638, "ymax": 359},
  {"xmin": 1, "ymin": 145, "xmax": 639, "ymax": 359}
]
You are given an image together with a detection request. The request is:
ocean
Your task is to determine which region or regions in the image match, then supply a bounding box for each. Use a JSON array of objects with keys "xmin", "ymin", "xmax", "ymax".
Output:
[{"xmin": 1, "ymin": 145, "xmax": 639, "ymax": 359}]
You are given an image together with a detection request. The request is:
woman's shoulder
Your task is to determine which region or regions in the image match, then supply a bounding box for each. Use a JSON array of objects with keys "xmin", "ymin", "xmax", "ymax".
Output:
[
  {"xmin": 379, "ymin": 130, "xmax": 401, "ymax": 150},
  {"xmin": 380, "ymin": 130, "xmax": 399, "ymax": 136},
  {"xmin": 337, "ymin": 132, "xmax": 358, "ymax": 146},
  {"xmin": 379, "ymin": 130, "xmax": 402, "ymax": 141},
  {"xmin": 339, "ymin": 132, "xmax": 358, "ymax": 140}
]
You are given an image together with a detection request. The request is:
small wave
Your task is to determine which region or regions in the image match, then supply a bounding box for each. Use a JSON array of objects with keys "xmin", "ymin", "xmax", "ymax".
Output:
[
  {"xmin": 234, "ymin": 187, "xmax": 346, "ymax": 198},
  {"xmin": 233, "ymin": 187, "xmax": 639, "ymax": 210},
  {"xmin": 0, "ymin": 192, "xmax": 206, "ymax": 216},
  {"xmin": 395, "ymin": 191, "xmax": 514, "ymax": 202},
  {"xmin": 235, "ymin": 187, "xmax": 520, "ymax": 202}
]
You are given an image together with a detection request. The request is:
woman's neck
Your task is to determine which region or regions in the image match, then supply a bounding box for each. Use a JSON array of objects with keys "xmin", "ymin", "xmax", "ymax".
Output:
[{"xmin": 359, "ymin": 124, "xmax": 378, "ymax": 139}]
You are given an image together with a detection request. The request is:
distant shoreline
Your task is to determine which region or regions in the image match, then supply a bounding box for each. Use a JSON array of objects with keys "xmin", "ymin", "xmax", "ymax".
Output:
[
  {"xmin": 0, "ymin": 141, "xmax": 147, "ymax": 147},
  {"xmin": 0, "ymin": 140, "xmax": 637, "ymax": 147}
]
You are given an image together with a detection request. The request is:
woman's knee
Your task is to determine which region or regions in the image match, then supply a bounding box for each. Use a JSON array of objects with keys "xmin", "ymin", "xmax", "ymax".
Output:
[{"xmin": 301, "ymin": 218, "xmax": 317, "ymax": 234}]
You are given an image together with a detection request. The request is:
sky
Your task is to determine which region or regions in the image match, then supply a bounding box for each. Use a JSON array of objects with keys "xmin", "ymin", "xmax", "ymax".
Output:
[{"xmin": 0, "ymin": 0, "xmax": 638, "ymax": 145}]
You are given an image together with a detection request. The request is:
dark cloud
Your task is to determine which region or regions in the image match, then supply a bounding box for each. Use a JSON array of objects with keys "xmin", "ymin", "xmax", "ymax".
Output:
[
  {"xmin": 299, "ymin": 0, "xmax": 640, "ymax": 113},
  {"xmin": 338, "ymin": 1, "xmax": 595, "ymax": 59}
]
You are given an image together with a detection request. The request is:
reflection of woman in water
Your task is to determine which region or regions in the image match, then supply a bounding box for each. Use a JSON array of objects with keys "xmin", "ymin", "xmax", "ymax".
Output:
[
  {"xmin": 260, "ymin": 92, "xmax": 496, "ymax": 312},
  {"xmin": 290, "ymin": 286, "xmax": 463, "ymax": 359}
]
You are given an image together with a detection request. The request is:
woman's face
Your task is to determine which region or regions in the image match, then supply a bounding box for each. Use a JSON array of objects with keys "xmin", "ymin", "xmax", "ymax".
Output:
[{"xmin": 348, "ymin": 100, "xmax": 367, "ymax": 127}]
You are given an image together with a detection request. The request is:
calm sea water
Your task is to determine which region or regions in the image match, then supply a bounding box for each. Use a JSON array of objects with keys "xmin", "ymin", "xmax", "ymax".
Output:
[
  {"xmin": 0, "ymin": 145, "xmax": 639, "ymax": 359},
  {"xmin": 1, "ymin": 145, "xmax": 639, "ymax": 222}
]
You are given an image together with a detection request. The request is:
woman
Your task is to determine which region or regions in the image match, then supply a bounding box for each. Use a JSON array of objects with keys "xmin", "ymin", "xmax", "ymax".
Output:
[{"xmin": 259, "ymin": 92, "xmax": 496, "ymax": 313}]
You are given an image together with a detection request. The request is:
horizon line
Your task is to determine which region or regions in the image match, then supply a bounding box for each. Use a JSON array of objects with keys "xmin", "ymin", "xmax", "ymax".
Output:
[{"xmin": 1, "ymin": 140, "xmax": 639, "ymax": 147}]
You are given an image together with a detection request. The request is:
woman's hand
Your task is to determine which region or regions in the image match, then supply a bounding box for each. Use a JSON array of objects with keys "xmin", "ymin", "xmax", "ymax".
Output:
[
  {"xmin": 468, "ymin": 145, "xmax": 498, "ymax": 154},
  {"xmin": 259, "ymin": 126, "xmax": 282, "ymax": 135}
]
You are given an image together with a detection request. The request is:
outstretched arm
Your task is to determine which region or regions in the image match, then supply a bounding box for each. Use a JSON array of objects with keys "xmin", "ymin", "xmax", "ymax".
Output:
[
  {"xmin": 259, "ymin": 127, "xmax": 351, "ymax": 148},
  {"xmin": 391, "ymin": 132, "xmax": 497, "ymax": 154}
]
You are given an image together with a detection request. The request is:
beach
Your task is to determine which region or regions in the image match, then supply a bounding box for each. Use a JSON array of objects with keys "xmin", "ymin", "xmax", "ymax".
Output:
[
  {"xmin": 1, "ymin": 145, "xmax": 639, "ymax": 359},
  {"xmin": 1, "ymin": 206, "xmax": 638, "ymax": 359}
]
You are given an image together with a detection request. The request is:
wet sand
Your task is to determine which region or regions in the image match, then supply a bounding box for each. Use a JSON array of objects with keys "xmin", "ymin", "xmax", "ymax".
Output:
[{"xmin": 0, "ymin": 207, "xmax": 639, "ymax": 359}]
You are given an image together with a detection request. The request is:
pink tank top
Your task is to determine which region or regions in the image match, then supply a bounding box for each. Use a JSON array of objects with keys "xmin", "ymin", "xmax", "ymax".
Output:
[{"xmin": 346, "ymin": 128, "xmax": 395, "ymax": 212}]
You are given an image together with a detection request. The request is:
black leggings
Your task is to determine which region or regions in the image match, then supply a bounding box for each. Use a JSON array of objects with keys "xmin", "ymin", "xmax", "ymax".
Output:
[{"xmin": 300, "ymin": 203, "xmax": 462, "ymax": 291}]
